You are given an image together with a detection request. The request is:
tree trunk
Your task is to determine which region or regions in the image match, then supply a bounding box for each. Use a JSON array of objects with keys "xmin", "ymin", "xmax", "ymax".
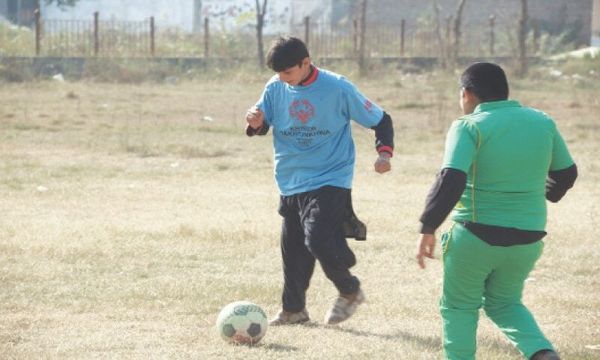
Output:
[
  {"xmin": 358, "ymin": 0, "xmax": 367, "ymax": 77},
  {"xmin": 450, "ymin": 0, "xmax": 466, "ymax": 69},
  {"xmin": 432, "ymin": 0, "xmax": 446, "ymax": 68},
  {"xmin": 255, "ymin": 0, "xmax": 267, "ymax": 69},
  {"xmin": 517, "ymin": 0, "xmax": 528, "ymax": 77}
]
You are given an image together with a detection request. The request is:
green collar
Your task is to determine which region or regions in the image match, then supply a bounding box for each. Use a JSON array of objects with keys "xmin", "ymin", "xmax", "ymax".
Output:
[{"xmin": 474, "ymin": 100, "xmax": 521, "ymax": 113}]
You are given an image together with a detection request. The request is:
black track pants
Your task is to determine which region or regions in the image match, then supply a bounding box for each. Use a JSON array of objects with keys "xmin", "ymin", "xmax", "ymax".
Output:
[{"xmin": 278, "ymin": 186, "xmax": 360, "ymax": 312}]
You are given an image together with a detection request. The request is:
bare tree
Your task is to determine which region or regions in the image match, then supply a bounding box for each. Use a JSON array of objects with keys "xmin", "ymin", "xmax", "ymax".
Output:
[
  {"xmin": 42, "ymin": 0, "xmax": 79, "ymax": 8},
  {"xmin": 449, "ymin": 0, "xmax": 466, "ymax": 68},
  {"xmin": 32, "ymin": 0, "xmax": 78, "ymax": 28},
  {"xmin": 255, "ymin": 0, "xmax": 268, "ymax": 69},
  {"xmin": 432, "ymin": 0, "xmax": 447, "ymax": 68},
  {"xmin": 517, "ymin": 0, "xmax": 528, "ymax": 77},
  {"xmin": 357, "ymin": 0, "xmax": 368, "ymax": 76},
  {"xmin": 34, "ymin": 0, "xmax": 79, "ymax": 14}
]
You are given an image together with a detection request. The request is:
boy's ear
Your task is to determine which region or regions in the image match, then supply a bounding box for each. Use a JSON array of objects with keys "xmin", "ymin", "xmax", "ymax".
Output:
[
  {"xmin": 302, "ymin": 57, "xmax": 311, "ymax": 67},
  {"xmin": 463, "ymin": 88, "xmax": 478, "ymax": 102}
]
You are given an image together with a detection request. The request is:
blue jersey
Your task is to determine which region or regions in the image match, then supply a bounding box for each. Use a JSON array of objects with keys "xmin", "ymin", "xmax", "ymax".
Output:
[{"xmin": 256, "ymin": 68, "xmax": 384, "ymax": 196}]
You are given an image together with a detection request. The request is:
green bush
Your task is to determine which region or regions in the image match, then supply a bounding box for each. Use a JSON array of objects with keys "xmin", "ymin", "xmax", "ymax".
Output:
[{"xmin": 0, "ymin": 22, "xmax": 35, "ymax": 56}]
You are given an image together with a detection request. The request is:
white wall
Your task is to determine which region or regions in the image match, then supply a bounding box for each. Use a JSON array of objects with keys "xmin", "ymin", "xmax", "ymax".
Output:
[
  {"xmin": 593, "ymin": 0, "xmax": 600, "ymax": 46},
  {"xmin": 290, "ymin": 0, "xmax": 331, "ymax": 31},
  {"xmin": 201, "ymin": 0, "xmax": 292, "ymax": 34},
  {"xmin": 40, "ymin": 0, "xmax": 332, "ymax": 35},
  {"xmin": 42, "ymin": 0, "xmax": 193, "ymax": 31}
]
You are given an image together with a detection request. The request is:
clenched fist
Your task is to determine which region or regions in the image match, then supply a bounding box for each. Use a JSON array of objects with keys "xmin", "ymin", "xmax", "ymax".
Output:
[
  {"xmin": 246, "ymin": 106, "xmax": 264, "ymax": 130},
  {"xmin": 374, "ymin": 152, "xmax": 392, "ymax": 173}
]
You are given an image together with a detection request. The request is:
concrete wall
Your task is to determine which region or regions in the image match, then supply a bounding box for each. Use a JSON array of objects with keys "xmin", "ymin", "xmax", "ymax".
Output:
[
  {"xmin": 38, "ymin": 0, "xmax": 330, "ymax": 35},
  {"xmin": 0, "ymin": 0, "xmax": 7, "ymax": 18},
  {"xmin": 41, "ymin": 0, "xmax": 193, "ymax": 31},
  {"xmin": 200, "ymin": 0, "xmax": 295, "ymax": 34},
  {"xmin": 194, "ymin": 0, "xmax": 332, "ymax": 34}
]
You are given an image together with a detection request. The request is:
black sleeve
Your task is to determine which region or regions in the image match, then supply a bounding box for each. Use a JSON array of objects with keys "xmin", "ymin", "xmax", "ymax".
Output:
[
  {"xmin": 419, "ymin": 168, "xmax": 467, "ymax": 234},
  {"xmin": 546, "ymin": 164, "xmax": 577, "ymax": 203},
  {"xmin": 370, "ymin": 112, "xmax": 394, "ymax": 154},
  {"xmin": 245, "ymin": 123, "xmax": 270, "ymax": 137}
]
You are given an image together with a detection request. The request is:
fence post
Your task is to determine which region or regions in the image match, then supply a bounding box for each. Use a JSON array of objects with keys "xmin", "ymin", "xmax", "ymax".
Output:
[
  {"xmin": 489, "ymin": 14, "xmax": 495, "ymax": 56},
  {"xmin": 204, "ymin": 17, "xmax": 209, "ymax": 58},
  {"xmin": 93, "ymin": 11, "xmax": 99, "ymax": 56},
  {"xmin": 304, "ymin": 16, "xmax": 310, "ymax": 48},
  {"xmin": 445, "ymin": 16, "xmax": 453, "ymax": 61},
  {"xmin": 532, "ymin": 19, "xmax": 540, "ymax": 54},
  {"xmin": 35, "ymin": 7, "xmax": 41, "ymax": 56},
  {"xmin": 353, "ymin": 18, "xmax": 358, "ymax": 54},
  {"xmin": 400, "ymin": 19, "xmax": 405, "ymax": 56},
  {"xmin": 150, "ymin": 16, "xmax": 155, "ymax": 57}
]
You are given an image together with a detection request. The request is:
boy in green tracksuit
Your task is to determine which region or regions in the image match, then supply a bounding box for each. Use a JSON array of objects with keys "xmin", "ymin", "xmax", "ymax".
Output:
[{"xmin": 417, "ymin": 63, "xmax": 577, "ymax": 360}]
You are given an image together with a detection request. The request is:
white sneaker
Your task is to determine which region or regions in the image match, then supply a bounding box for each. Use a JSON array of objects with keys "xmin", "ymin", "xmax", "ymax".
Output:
[
  {"xmin": 269, "ymin": 309, "xmax": 310, "ymax": 326},
  {"xmin": 324, "ymin": 289, "xmax": 365, "ymax": 325}
]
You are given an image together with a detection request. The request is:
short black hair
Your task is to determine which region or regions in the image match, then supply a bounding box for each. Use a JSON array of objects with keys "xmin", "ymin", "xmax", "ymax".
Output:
[
  {"xmin": 266, "ymin": 36, "xmax": 309, "ymax": 72},
  {"xmin": 460, "ymin": 62, "xmax": 509, "ymax": 102}
]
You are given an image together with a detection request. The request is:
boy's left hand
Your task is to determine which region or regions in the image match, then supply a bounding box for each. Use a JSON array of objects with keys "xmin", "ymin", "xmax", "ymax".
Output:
[{"xmin": 374, "ymin": 152, "xmax": 391, "ymax": 173}]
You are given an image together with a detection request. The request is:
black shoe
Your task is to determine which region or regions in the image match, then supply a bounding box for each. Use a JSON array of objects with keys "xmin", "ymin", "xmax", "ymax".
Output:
[{"xmin": 530, "ymin": 349, "xmax": 560, "ymax": 360}]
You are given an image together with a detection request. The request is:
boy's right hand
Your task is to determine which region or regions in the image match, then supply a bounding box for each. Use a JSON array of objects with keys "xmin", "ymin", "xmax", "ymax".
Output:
[{"xmin": 246, "ymin": 106, "xmax": 264, "ymax": 130}]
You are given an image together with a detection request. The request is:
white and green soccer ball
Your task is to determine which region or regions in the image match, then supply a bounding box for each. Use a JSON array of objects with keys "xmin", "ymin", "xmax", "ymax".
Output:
[{"xmin": 216, "ymin": 301, "xmax": 268, "ymax": 345}]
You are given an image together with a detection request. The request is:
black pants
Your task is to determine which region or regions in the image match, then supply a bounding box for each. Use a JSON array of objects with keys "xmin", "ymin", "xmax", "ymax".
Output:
[{"xmin": 278, "ymin": 186, "xmax": 360, "ymax": 312}]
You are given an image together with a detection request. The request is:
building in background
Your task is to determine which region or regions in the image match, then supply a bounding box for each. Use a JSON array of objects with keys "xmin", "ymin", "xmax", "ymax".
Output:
[
  {"xmin": 39, "ymin": 0, "xmax": 193, "ymax": 30},
  {"xmin": 0, "ymin": 0, "xmax": 595, "ymax": 46},
  {"xmin": 0, "ymin": 0, "xmax": 37, "ymax": 26},
  {"xmin": 25, "ymin": 0, "xmax": 335, "ymax": 35},
  {"xmin": 366, "ymin": 0, "xmax": 593, "ymax": 46}
]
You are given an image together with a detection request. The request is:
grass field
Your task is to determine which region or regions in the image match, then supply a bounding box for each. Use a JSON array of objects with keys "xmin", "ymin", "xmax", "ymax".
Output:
[{"xmin": 1, "ymin": 68, "xmax": 599, "ymax": 359}]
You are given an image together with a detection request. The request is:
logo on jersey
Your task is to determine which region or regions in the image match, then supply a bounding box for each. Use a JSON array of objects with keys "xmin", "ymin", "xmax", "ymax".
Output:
[
  {"xmin": 364, "ymin": 99, "xmax": 373, "ymax": 113},
  {"xmin": 289, "ymin": 99, "xmax": 315, "ymax": 124}
]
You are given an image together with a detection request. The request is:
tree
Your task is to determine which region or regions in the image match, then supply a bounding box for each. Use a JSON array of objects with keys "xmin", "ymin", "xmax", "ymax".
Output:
[
  {"xmin": 517, "ymin": 0, "xmax": 528, "ymax": 77},
  {"xmin": 432, "ymin": 0, "xmax": 447, "ymax": 68},
  {"xmin": 34, "ymin": 0, "xmax": 78, "ymax": 13},
  {"xmin": 357, "ymin": 0, "xmax": 367, "ymax": 76},
  {"xmin": 42, "ymin": 0, "xmax": 79, "ymax": 8},
  {"xmin": 255, "ymin": 0, "xmax": 268, "ymax": 69},
  {"xmin": 450, "ymin": 0, "xmax": 466, "ymax": 69}
]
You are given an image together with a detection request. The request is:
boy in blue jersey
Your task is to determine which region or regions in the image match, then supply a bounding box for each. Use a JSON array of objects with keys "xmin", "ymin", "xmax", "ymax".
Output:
[{"xmin": 246, "ymin": 36, "xmax": 394, "ymax": 325}]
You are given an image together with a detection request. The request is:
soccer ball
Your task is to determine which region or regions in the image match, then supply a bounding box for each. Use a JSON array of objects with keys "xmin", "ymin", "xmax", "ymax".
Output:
[{"xmin": 216, "ymin": 301, "xmax": 268, "ymax": 345}]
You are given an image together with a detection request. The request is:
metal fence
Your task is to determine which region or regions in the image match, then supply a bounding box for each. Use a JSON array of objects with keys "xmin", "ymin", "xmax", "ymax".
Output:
[
  {"xmin": 42, "ymin": 18, "xmax": 152, "ymax": 57},
  {"xmin": 1, "ymin": 12, "xmax": 509, "ymax": 59}
]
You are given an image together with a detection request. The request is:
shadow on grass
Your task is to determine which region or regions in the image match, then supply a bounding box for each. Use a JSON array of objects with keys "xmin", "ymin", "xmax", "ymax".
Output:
[
  {"xmin": 318, "ymin": 323, "xmax": 518, "ymax": 355},
  {"xmin": 327, "ymin": 326, "xmax": 440, "ymax": 349},
  {"xmin": 265, "ymin": 318, "xmax": 521, "ymax": 355},
  {"xmin": 261, "ymin": 343, "xmax": 300, "ymax": 352}
]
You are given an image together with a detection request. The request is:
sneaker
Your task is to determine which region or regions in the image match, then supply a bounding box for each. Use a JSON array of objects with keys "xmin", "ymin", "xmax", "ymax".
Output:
[
  {"xmin": 269, "ymin": 309, "xmax": 310, "ymax": 326},
  {"xmin": 530, "ymin": 350, "xmax": 560, "ymax": 360},
  {"xmin": 324, "ymin": 288, "xmax": 365, "ymax": 325}
]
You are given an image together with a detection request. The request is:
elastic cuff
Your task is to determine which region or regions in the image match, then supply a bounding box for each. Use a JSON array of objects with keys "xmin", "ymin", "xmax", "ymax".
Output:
[
  {"xmin": 377, "ymin": 145, "xmax": 394, "ymax": 157},
  {"xmin": 245, "ymin": 124, "xmax": 262, "ymax": 137},
  {"xmin": 420, "ymin": 223, "xmax": 436, "ymax": 234}
]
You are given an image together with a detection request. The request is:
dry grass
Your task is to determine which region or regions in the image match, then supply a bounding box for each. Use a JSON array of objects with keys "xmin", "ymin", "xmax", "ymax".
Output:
[{"xmin": 1, "ymin": 70, "xmax": 599, "ymax": 359}]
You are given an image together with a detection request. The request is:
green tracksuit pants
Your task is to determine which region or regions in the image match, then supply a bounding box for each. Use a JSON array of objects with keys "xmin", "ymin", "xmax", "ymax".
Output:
[{"xmin": 440, "ymin": 223, "xmax": 554, "ymax": 360}]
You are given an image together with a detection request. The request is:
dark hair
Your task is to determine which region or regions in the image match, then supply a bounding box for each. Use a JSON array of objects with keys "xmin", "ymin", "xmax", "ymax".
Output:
[
  {"xmin": 266, "ymin": 36, "xmax": 310, "ymax": 72},
  {"xmin": 460, "ymin": 62, "xmax": 509, "ymax": 102}
]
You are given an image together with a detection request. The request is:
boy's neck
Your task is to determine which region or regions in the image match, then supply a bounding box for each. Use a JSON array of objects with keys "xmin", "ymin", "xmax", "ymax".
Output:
[{"xmin": 299, "ymin": 65, "xmax": 317, "ymax": 86}]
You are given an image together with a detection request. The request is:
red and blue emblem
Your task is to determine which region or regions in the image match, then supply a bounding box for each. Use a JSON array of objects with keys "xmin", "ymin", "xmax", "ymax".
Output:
[{"xmin": 289, "ymin": 99, "xmax": 315, "ymax": 124}]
